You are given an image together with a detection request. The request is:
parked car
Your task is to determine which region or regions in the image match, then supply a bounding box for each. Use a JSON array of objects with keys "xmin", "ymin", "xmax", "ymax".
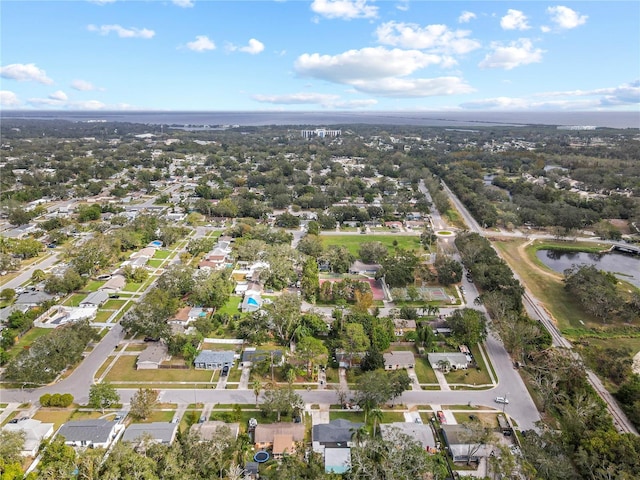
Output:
[
  {"xmin": 221, "ymin": 365, "xmax": 229, "ymax": 377},
  {"xmin": 494, "ymin": 396, "xmax": 509, "ymax": 404}
]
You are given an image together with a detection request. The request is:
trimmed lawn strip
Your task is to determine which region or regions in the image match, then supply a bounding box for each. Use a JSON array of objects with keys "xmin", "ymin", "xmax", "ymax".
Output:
[
  {"xmin": 62, "ymin": 293, "xmax": 86, "ymax": 307},
  {"xmin": 329, "ymin": 410, "xmax": 366, "ymax": 423},
  {"xmin": 84, "ymin": 281, "xmax": 105, "ymax": 292},
  {"xmin": 103, "ymin": 299, "xmax": 126, "ymax": 310},
  {"xmin": 216, "ymin": 296, "xmax": 243, "ymax": 316},
  {"xmin": 413, "ymin": 357, "xmax": 438, "ymax": 384},
  {"xmin": 6, "ymin": 328, "xmax": 51, "ymax": 361},
  {"xmin": 153, "ymin": 250, "xmax": 172, "ymax": 259},
  {"xmin": 94, "ymin": 310, "xmax": 113, "ymax": 323},
  {"xmin": 32, "ymin": 408, "xmax": 74, "ymax": 430},
  {"xmin": 147, "ymin": 259, "xmax": 163, "ymax": 268},
  {"xmin": 103, "ymin": 356, "xmax": 213, "ymax": 382},
  {"xmin": 123, "ymin": 282, "xmax": 144, "ymax": 292},
  {"xmin": 321, "ymin": 235, "xmax": 423, "ymax": 257},
  {"xmin": 134, "ymin": 410, "xmax": 175, "ymax": 423}
]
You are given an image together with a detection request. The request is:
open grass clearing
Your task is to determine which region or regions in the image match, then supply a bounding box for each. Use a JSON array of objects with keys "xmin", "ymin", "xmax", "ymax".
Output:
[
  {"xmin": 329, "ymin": 410, "xmax": 366, "ymax": 423},
  {"xmin": 147, "ymin": 259, "xmax": 164, "ymax": 268},
  {"xmin": 446, "ymin": 365, "xmax": 491, "ymax": 386},
  {"xmin": 102, "ymin": 299, "xmax": 126, "ymax": 310},
  {"xmin": 62, "ymin": 293, "xmax": 86, "ymax": 307},
  {"xmin": 6, "ymin": 327, "xmax": 51, "ymax": 361},
  {"xmin": 123, "ymin": 282, "xmax": 144, "ymax": 292},
  {"xmin": 153, "ymin": 250, "xmax": 172, "ymax": 259},
  {"xmin": 94, "ymin": 310, "xmax": 113, "ymax": 323},
  {"xmin": 216, "ymin": 296, "xmax": 243, "ymax": 316},
  {"xmin": 135, "ymin": 410, "xmax": 175, "ymax": 423},
  {"xmin": 453, "ymin": 411, "xmax": 500, "ymax": 427},
  {"xmin": 413, "ymin": 357, "xmax": 438, "ymax": 384},
  {"xmin": 84, "ymin": 281, "xmax": 105, "ymax": 292},
  {"xmin": 321, "ymin": 234, "xmax": 423, "ymax": 257},
  {"xmin": 494, "ymin": 239, "xmax": 602, "ymax": 331},
  {"xmin": 102, "ymin": 356, "xmax": 213, "ymax": 382},
  {"xmin": 32, "ymin": 408, "xmax": 74, "ymax": 430}
]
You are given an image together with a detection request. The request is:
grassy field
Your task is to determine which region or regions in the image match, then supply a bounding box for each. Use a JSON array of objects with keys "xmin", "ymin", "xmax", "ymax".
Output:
[
  {"xmin": 321, "ymin": 235, "xmax": 423, "ymax": 257},
  {"xmin": 102, "ymin": 356, "xmax": 213, "ymax": 382},
  {"xmin": 494, "ymin": 239, "xmax": 602, "ymax": 331},
  {"xmin": 62, "ymin": 293, "xmax": 86, "ymax": 307},
  {"xmin": 6, "ymin": 327, "xmax": 51, "ymax": 361},
  {"xmin": 94, "ymin": 310, "xmax": 113, "ymax": 323},
  {"xmin": 32, "ymin": 408, "xmax": 75, "ymax": 430},
  {"xmin": 103, "ymin": 299, "xmax": 126, "ymax": 310},
  {"xmin": 84, "ymin": 281, "xmax": 105, "ymax": 292},
  {"xmin": 413, "ymin": 357, "xmax": 438, "ymax": 384},
  {"xmin": 153, "ymin": 250, "xmax": 172, "ymax": 259},
  {"xmin": 147, "ymin": 259, "xmax": 164, "ymax": 268},
  {"xmin": 123, "ymin": 282, "xmax": 144, "ymax": 292},
  {"xmin": 216, "ymin": 296, "xmax": 243, "ymax": 316}
]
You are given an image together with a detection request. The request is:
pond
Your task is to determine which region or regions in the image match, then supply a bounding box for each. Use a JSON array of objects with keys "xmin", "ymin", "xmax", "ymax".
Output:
[{"xmin": 536, "ymin": 250, "xmax": 640, "ymax": 288}]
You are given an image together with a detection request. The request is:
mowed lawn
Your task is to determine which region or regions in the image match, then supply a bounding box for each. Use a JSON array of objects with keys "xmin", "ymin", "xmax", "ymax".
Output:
[
  {"xmin": 102, "ymin": 356, "xmax": 214, "ymax": 382},
  {"xmin": 494, "ymin": 239, "xmax": 602, "ymax": 331},
  {"xmin": 321, "ymin": 235, "xmax": 423, "ymax": 257}
]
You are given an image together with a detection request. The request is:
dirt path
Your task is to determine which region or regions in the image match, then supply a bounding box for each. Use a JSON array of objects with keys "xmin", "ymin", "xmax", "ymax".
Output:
[{"xmin": 516, "ymin": 239, "xmax": 562, "ymax": 282}]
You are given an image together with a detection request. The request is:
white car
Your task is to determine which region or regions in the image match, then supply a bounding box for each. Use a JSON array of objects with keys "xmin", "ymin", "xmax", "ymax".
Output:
[{"xmin": 494, "ymin": 396, "xmax": 509, "ymax": 404}]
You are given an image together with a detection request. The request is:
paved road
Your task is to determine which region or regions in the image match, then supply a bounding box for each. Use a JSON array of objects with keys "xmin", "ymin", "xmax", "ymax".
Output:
[{"xmin": 0, "ymin": 251, "xmax": 61, "ymax": 290}]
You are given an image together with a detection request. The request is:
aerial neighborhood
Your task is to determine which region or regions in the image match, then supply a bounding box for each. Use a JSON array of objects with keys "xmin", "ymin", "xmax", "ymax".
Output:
[{"xmin": 0, "ymin": 119, "xmax": 639, "ymax": 479}]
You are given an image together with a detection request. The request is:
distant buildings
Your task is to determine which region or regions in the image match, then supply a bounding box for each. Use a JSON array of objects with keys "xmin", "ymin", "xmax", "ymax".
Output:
[{"xmin": 301, "ymin": 128, "xmax": 341, "ymax": 138}]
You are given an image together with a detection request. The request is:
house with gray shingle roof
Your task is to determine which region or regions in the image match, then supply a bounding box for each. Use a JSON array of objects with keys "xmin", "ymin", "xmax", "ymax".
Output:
[
  {"xmin": 57, "ymin": 419, "xmax": 121, "ymax": 449},
  {"xmin": 193, "ymin": 350, "xmax": 235, "ymax": 370},
  {"xmin": 121, "ymin": 422, "xmax": 178, "ymax": 445},
  {"xmin": 312, "ymin": 419, "xmax": 363, "ymax": 450},
  {"xmin": 80, "ymin": 290, "xmax": 109, "ymax": 308},
  {"xmin": 383, "ymin": 351, "xmax": 415, "ymax": 370},
  {"xmin": 136, "ymin": 343, "xmax": 170, "ymax": 370}
]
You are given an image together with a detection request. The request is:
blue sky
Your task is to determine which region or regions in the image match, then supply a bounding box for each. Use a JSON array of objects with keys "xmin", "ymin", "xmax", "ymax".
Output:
[{"xmin": 1, "ymin": 0, "xmax": 638, "ymax": 112}]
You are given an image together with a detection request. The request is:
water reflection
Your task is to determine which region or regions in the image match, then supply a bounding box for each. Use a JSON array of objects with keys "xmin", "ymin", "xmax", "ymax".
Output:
[{"xmin": 537, "ymin": 250, "xmax": 640, "ymax": 288}]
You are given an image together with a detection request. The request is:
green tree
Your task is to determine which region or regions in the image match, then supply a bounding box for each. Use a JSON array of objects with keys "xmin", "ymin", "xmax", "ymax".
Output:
[
  {"xmin": 435, "ymin": 256, "xmax": 463, "ymax": 286},
  {"xmin": 129, "ymin": 388, "xmax": 158, "ymax": 420},
  {"xmin": 377, "ymin": 249, "xmax": 419, "ymax": 287},
  {"xmin": 260, "ymin": 384, "xmax": 304, "ymax": 422},
  {"xmin": 263, "ymin": 292, "xmax": 302, "ymax": 346},
  {"xmin": 296, "ymin": 336, "xmax": 328, "ymax": 377},
  {"xmin": 0, "ymin": 430, "xmax": 26, "ymax": 464},
  {"xmin": 357, "ymin": 241, "xmax": 388, "ymax": 264},
  {"xmin": 88, "ymin": 382, "xmax": 120, "ymax": 413},
  {"xmin": 300, "ymin": 257, "xmax": 320, "ymax": 301},
  {"xmin": 448, "ymin": 308, "xmax": 487, "ymax": 346},
  {"xmin": 321, "ymin": 245, "xmax": 355, "ymax": 274},
  {"xmin": 341, "ymin": 323, "xmax": 370, "ymax": 368},
  {"xmin": 0, "ymin": 288, "xmax": 16, "ymax": 302}
]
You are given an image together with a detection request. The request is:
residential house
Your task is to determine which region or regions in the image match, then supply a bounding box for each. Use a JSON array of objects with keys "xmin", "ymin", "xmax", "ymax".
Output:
[
  {"xmin": 79, "ymin": 290, "xmax": 109, "ymax": 308},
  {"xmin": 241, "ymin": 294, "xmax": 263, "ymax": 313},
  {"xmin": 169, "ymin": 306, "xmax": 191, "ymax": 327},
  {"xmin": 14, "ymin": 290, "xmax": 55, "ymax": 307},
  {"xmin": 427, "ymin": 352, "xmax": 471, "ymax": 372},
  {"xmin": 99, "ymin": 274, "xmax": 126, "ymax": 293},
  {"xmin": 335, "ymin": 350, "xmax": 366, "ymax": 369},
  {"xmin": 136, "ymin": 343, "xmax": 170, "ymax": 370},
  {"xmin": 57, "ymin": 419, "xmax": 121, "ymax": 449},
  {"xmin": 440, "ymin": 424, "xmax": 491, "ymax": 463},
  {"xmin": 241, "ymin": 348, "xmax": 283, "ymax": 367},
  {"xmin": 393, "ymin": 319, "xmax": 417, "ymax": 337},
  {"xmin": 380, "ymin": 423, "xmax": 437, "ymax": 452},
  {"xmin": 383, "ymin": 351, "xmax": 415, "ymax": 370},
  {"xmin": 121, "ymin": 422, "xmax": 178, "ymax": 446},
  {"xmin": 190, "ymin": 421, "xmax": 240, "ymax": 441},
  {"xmin": 2, "ymin": 419, "xmax": 54, "ymax": 456},
  {"xmin": 312, "ymin": 419, "xmax": 363, "ymax": 451},
  {"xmin": 253, "ymin": 423, "xmax": 305, "ymax": 458},
  {"xmin": 193, "ymin": 350, "xmax": 235, "ymax": 370}
]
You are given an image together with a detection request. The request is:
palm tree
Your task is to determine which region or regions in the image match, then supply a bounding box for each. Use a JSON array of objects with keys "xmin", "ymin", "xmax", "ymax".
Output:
[
  {"xmin": 370, "ymin": 408, "xmax": 383, "ymax": 437},
  {"xmin": 252, "ymin": 380, "xmax": 261, "ymax": 407},
  {"xmin": 350, "ymin": 425, "xmax": 368, "ymax": 447}
]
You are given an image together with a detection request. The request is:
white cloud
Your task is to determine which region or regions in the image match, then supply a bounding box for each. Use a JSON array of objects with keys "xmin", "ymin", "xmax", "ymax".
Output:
[
  {"xmin": 0, "ymin": 90, "xmax": 20, "ymax": 107},
  {"xmin": 310, "ymin": 0, "xmax": 378, "ymax": 20},
  {"xmin": 500, "ymin": 9, "xmax": 530, "ymax": 30},
  {"xmin": 295, "ymin": 47, "xmax": 445, "ymax": 83},
  {"xmin": 458, "ymin": 11, "xmax": 476, "ymax": 23},
  {"xmin": 87, "ymin": 24, "xmax": 155, "ymax": 39},
  {"xmin": 88, "ymin": 0, "xmax": 117, "ymax": 4},
  {"xmin": 240, "ymin": 39, "xmax": 265, "ymax": 55},
  {"xmin": 547, "ymin": 6, "xmax": 588, "ymax": 29},
  {"xmin": 0, "ymin": 63, "xmax": 53, "ymax": 84},
  {"xmin": 187, "ymin": 35, "xmax": 216, "ymax": 52},
  {"xmin": 172, "ymin": 0, "xmax": 194, "ymax": 7},
  {"xmin": 479, "ymin": 39, "xmax": 544, "ymax": 70},
  {"xmin": 461, "ymin": 81, "xmax": 640, "ymax": 111},
  {"xmin": 294, "ymin": 47, "xmax": 473, "ymax": 98},
  {"xmin": 350, "ymin": 77, "xmax": 475, "ymax": 97},
  {"xmin": 71, "ymin": 79, "xmax": 98, "ymax": 91},
  {"xmin": 49, "ymin": 90, "xmax": 68, "ymax": 101},
  {"xmin": 396, "ymin": 0, "xmax": 410, "ymax": 12},
  {"xmin": 375, "ymin": 21, "xmax": 480, "ymax": 55},
  {"xmin": 71, "ymin": 100, "xmax": 107, "ymax": 110}
]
